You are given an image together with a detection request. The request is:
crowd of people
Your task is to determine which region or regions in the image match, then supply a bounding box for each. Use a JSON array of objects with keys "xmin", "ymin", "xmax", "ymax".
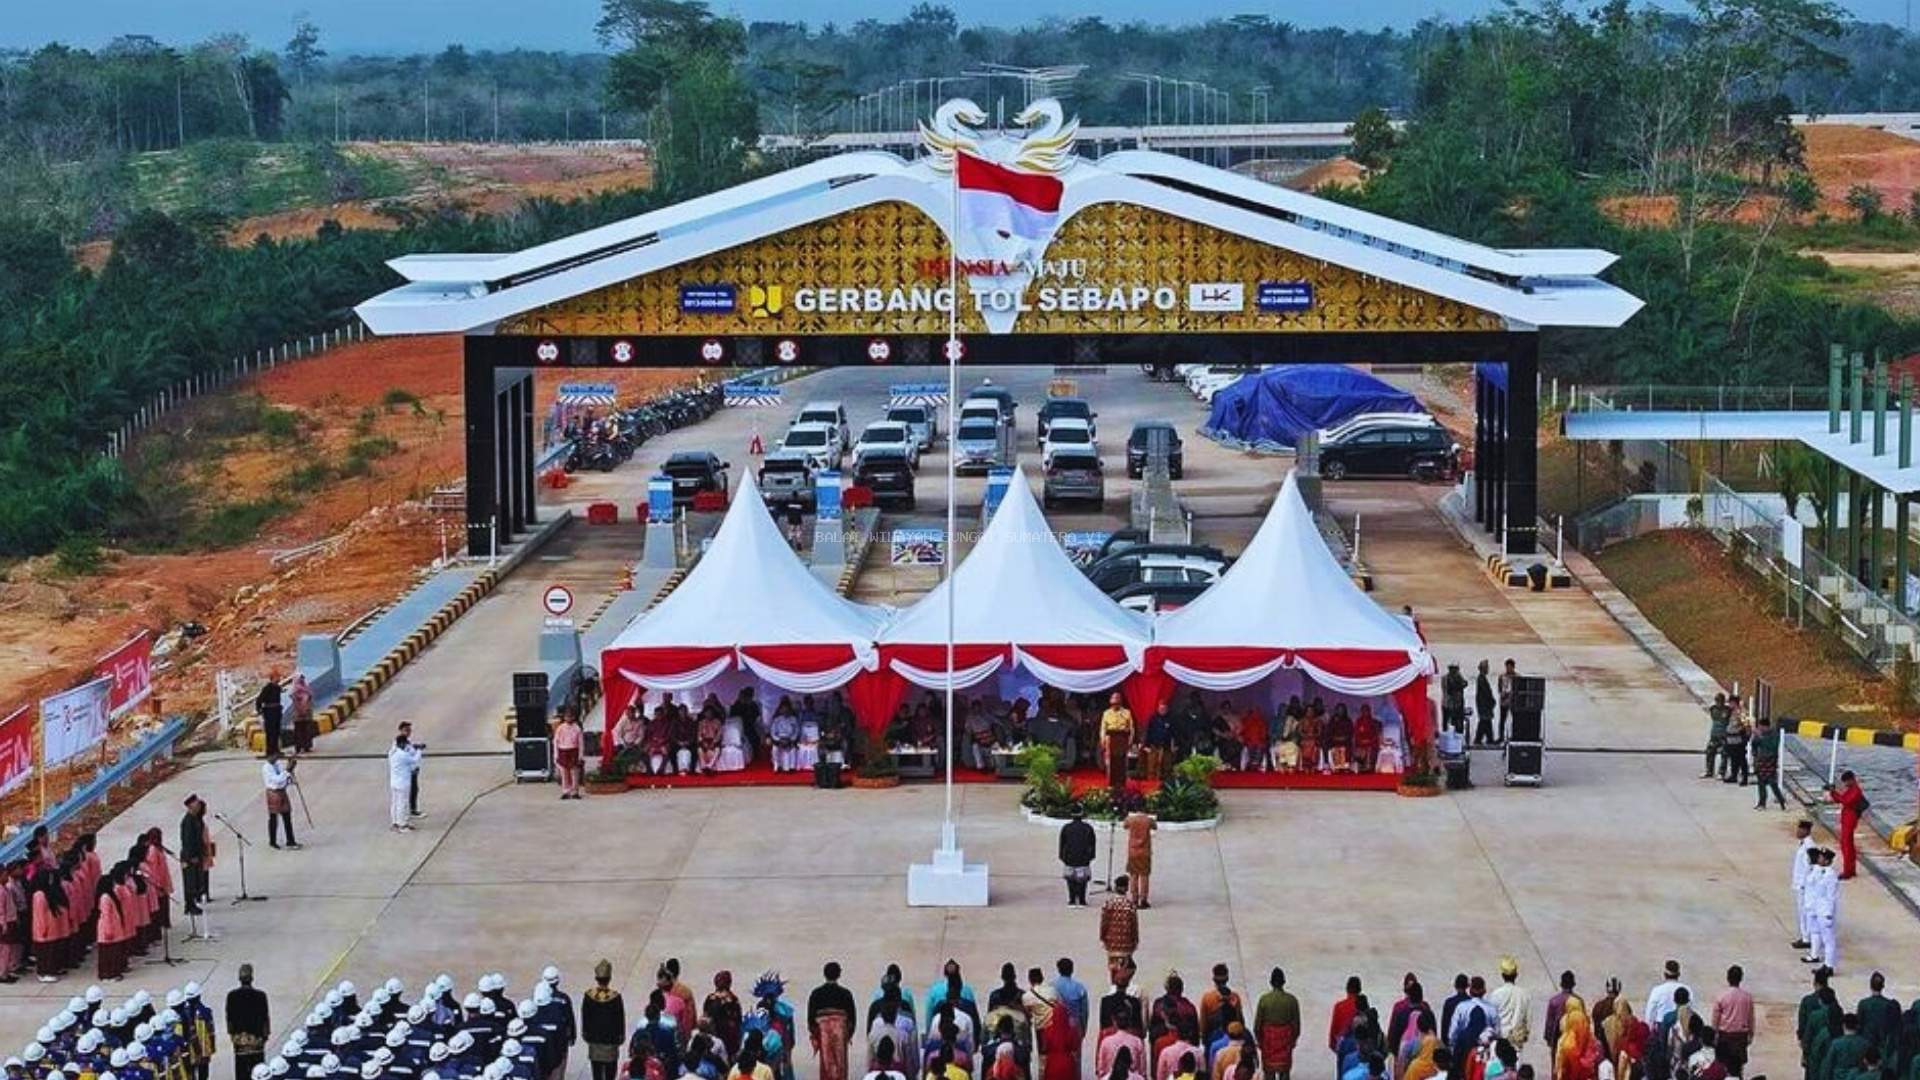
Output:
[
  {"xmin": 0, "ymin": 823, "xmax": 194, "ymax": 984},
  {"xmin": 1699, "ymin": 694, "xmax": 1790, "ymax": 813},
  {"xmin": 609, "ymin": 689, "xmax": 855, "ymax": 777},
  {"xmin": 7, "ymin": 926, "xmax": 1912, "ymax": 1080}
]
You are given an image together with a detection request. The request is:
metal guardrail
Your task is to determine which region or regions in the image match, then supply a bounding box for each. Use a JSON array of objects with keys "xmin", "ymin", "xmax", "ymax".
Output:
[
  {"xmin": 1571, "ymin": 385, "xmax": 1833, "ymax": 413},
  {"xmin": 0, "ymin": 717, "xmax": 189, "ymax": 863}
]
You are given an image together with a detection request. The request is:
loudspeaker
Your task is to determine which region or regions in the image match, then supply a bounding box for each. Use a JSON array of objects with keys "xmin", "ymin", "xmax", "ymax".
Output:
[
  {"xmin": 513, "ymin": 737, "xmax": 553, "ymax": 780},
  {"xmin": 515, "ymin": 703, "xmax": 550, "ymax": 741},
  {"xmin": 1508, "ymin": 709, "xmax": 1543, "ymax": 744},
  {"xmin": 1505, "ymin": 742, "xmax": 1543, "ymax": 784},
  {"xmin": 1512, "ymin": 676, "xmax": 1546, "ymax": 712},
  {"xmin": 813, "ymin": 762, "xmax": 843, "ymax": 790},
  {"xmin": 513, "ymin": 673, "xmax": 550, "ymax": 710}
]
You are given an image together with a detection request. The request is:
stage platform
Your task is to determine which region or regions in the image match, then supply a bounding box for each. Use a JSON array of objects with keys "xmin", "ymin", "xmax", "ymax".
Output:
[{"xmin": 618, "ymin": 762, "xmax": 1403, "ymax": 792}]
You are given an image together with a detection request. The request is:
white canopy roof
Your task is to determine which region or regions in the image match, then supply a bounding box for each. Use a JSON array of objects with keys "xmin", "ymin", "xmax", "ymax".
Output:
[
  {"xmin": 879, "ymin": 469, "xmax": 1151, "ymax": 655},
  {"xmin": 606, "ymin": 475, "xmax": 890, "ymax": 651},
  {"xmin": 1154, "ymin": 471, "xmax": 1429, "ymax": 658}
]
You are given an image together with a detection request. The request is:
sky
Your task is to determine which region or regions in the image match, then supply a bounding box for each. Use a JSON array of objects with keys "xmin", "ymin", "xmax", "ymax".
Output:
[{"xmin": 0, "ymin": 0, "xmax": 1911, "ymax": 53}]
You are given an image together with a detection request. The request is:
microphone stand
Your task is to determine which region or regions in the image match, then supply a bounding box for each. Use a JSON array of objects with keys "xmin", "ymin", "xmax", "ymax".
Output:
[{"xmin": 213, "ymin": 813, "xmax": 268, "ymax": 905}]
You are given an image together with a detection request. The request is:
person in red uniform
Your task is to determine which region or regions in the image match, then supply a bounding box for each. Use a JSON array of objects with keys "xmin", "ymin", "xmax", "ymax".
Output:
[{"xmin": 1828, "ymin": 770, "xmax": 1868, "ymax": 879}]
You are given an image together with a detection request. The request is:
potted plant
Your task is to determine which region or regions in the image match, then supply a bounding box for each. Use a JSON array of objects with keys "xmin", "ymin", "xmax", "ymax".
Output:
[
  {"xmin": 1397, "ymin": 741, "xmax": 1443, "ymax": 797},
  {"xmin": 1017, "ymin": 745, "xmax": 1079, "ymax": 817},
  {"xmin": 1147, "ymin": 753, "xmax": 1222, "ymax": 823},
  {"xmin": 586, "ymin": 746, "xmax": 641, "ymax": 794},
  {"xmin": 852, "ymin": 754, "xmax": 901, "ymax": 789}
]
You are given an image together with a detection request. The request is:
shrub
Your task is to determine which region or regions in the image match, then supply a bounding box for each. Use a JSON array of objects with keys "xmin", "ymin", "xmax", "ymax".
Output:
[
  {"xmin": 282, "ymin": 460, "xmax": 335, "ymax": 492},
  {"xmin": 1148, "ymin": 752, "xmax": 1222, "ymax": 823},
  {"xmin": 184, "ymin": 497, "xmax": 291, "ymax": 549},
  {"xmin": 52, "ymin": 533, "xmax": 107, "ymax": 576},
  {"xmin": 352, "ymin": 407, "xmax": 379, "ymax": 437},
  {"xmin": 1846, "ymin": 184, "xmax": 1885, "ymax": 222},
  {"xmin": 1018, "ymin": 744, "xmax": 1076, "ymax": 817},
  {"xmin": 341, "ymin": 436, "xmax": 399, "ymax": 478},
  {"xmin": 381, "ymin": 387, "xmax": 422, "ymax": 412},
  {"xmin": 259, "ymin": 407, "xmax": 303, "ymax": 446}
]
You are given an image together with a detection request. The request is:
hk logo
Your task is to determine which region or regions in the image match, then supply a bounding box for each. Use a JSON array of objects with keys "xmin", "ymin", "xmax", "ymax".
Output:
[
  {"xmin": 775, "ymin": 340, "xmax": 799, "ymax": 363},
  {"xmin": 536, "ymin": 340, "xmax": 560, "ymax": 363},
  {"xmin": 611, "ymin": 341, "xmax": 635, "ymax": 364},
  {"xmin": 749, "ymin": 285, "xmax": 784, "ymax": 318}
]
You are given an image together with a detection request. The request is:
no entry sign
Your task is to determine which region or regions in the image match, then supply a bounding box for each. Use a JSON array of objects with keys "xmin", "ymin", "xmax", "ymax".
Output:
[{"xmin": 542, "ymin": 584, "xmax": 575, "ymax": 617}]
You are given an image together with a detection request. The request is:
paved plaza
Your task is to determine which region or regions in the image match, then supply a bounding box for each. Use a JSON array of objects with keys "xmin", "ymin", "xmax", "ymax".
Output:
[{"xmin": 5, "ymin": 367, "xmax": 1912, "ymax": 1080}]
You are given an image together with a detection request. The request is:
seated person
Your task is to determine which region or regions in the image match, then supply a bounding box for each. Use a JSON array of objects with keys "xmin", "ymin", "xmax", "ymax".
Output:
[
  {"xmin": 669, "ymin": 700, "xmax": 700, "ymax": 774},
  {"xmin": 644, "ymin": 701, "xmax": 676, "ymax": 775},
  {"xmin": 1208, "ymin": 704, "xmax": 1242, "ymax": 769},
  {"xmin": 696, "ymin": 706, "xmax": 724, "ymax": 775},
  {"xmin": 1325, "ymin": 703, "xmax": 1354, "ymax": 772},
  {"xmin": 963, "ymin": 697, "xmax": 1000, "ymax": 771},
  {"xmin": 886, "ymin": 704, "xmax": 916, "ymax": 750},
  {"xmin": 909, "ymin": 701, "xmax": 941, "ymax": 749},
  {"xmin": 1351, "ymin": 705, "xmax": 1382, "ymax": 773},
  {"xmin": 768, "ymin": 696, "xmax": 802, "ymax": 772},
  {"xmin": 819, "ymin": 692, "xmax": 853, "ymax": 766},
  {"xmin": 1298, "ymin": 704, "xmax": 1325, "ymax": 773},
  {"xmin": 1026, "ymin": 703, "xmax": 1076, "ymax": 763},
  {"xmin": 716, "ymin": 702, "xmax": 749, "ymax": 772},
  {"xmin": 614, "ymin": 702, "xmax": 646, "ymax": 756},
  {"xmin": 1374, "ymin": 735, "xmax": 1403, "ymax": 774},
  {"xmin": 1238, "ymin": 704, "xmax": 1268, "ymax": 772},
  {"xmin": 999, "ymin": 697, "xmax": 1032, "ymax": 747}
]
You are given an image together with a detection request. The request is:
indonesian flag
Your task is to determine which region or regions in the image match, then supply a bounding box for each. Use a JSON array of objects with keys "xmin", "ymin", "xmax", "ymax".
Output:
[{"xmin": 956, "ymin": 151, "xmax": 1063, "ymax": 243}]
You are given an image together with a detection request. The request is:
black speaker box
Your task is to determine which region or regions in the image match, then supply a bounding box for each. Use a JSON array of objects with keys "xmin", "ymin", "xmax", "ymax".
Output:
[
  {"xmin": 1505, "ymin": 742, "xmax": 1544, "ymax": 776},
  {"xmin": 1508, "ymin": 709, "xmax": 1543, "ymax": 744},
  {"xmin": 515, "ymin": 703, "xmax": 550, "ymax": 740},
  {"xmin": 513, "ymin": 673, "xmax": 550, "ymax": 709},
  {"xmin": 1512, "ymin": 676, "xmax": 1546, "ymax": 712},
  {"xmin": 513, "ymin": 737, "xmax": 552, "ymax": 776}
]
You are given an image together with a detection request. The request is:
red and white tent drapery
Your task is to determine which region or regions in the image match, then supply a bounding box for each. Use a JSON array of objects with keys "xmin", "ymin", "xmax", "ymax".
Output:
[
  {"xmin": 597, "ymin": 477, "xmax": 891, "ymax": 757},
  {"xmin": 867, "ymin": 470, "xmax": 1157, "ymax": 728},
  {"xmin": 1143, "ymin": 471, "xmax": 1437, "ymax": 746}
]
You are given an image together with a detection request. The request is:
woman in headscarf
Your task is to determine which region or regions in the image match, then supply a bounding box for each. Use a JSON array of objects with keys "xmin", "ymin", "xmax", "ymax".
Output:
[
  {"xmin": 1602, "ymin": 999, "xmax": 1646, "ymax": 1080},
  {"xmin": 1024, "ymin": 970, "xmax": 1075, "ymax": 1080},
  {"xmin": 1555, "ymin": 1002, "xmax": 1600, "ymax": 1080},
  {"xmin": 697, "ymin": 701, "xmax": 725, "ymax": 775},
  {"xmin": 1106, "ymin": 1045, "xmax": 1144, "ymax": 1080},
  {"xmin": 290, "ymin": 673, "xmax": 316, "ymax": 753},
  {"xmin": 990, "ymin": 1042, "xmax": 1026, "ymax": 1080},
  {"xmin": 95, "ymin": 871, "xmax": 128, "ymax": 981},
  {"xmin": 1352, "ymin": 707, "xmax": 1382, "ymax": 773},
  {"xmin": 29, "ymin": 875, "xmax": 63, "ymax": 981},
  {"xmin": 1298, "ymin": 704, "xmax": 1325, "ymax": 774}
]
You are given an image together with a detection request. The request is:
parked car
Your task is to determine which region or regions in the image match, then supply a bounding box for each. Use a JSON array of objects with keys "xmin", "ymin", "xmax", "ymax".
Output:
[
  {"xmin": 1037, "ymin": 396, "xmax": 1096, "ymax": 439},
  {"xmin": 1318, "ymin": 424, "xmax": 1460, "ymax": 480},
  {"xmin": 854, "ymin": 420, "xmax": 921, "ymax": 469},
  {"xmin": 778, "ymin": 422, "xmax": 843, "ymax": 470},
  {"xmin": 1090, "ymin": 551, "xmax": 1227, "ymax": 595},
  {"xmin": 794, "ymin": 401, "xmax": 850, "ymax": 446},
  {"xmin": 1042, "ymin": 446, "xmax": 1105, "ymax": 509},
  {"xmin": 1096, "ymin": 528, "xmax": 1148, "ymax": 561},
  {"xmin": 757, "ymin": 451, "xmax": 816, "ymax": 507},
  {"xmin": 968, "ymin": 382, "xmax": 1017, "ymax": 426},
  {"xmin": 953, "ymin": 415, "xmax": 1014, "ymax": 474},
  {"xmin": 1041, "ymin": 416, "xmax": 1097, "ymax": 466},
  {"xmin": 886, "ymin": 404, "xmax": 938, "ymax": 449},
  {"xmin": 1315, "ymin": 411, "xmax": 1438, "ymax": 445},
  {"xmin": 959, "ymin": 397, "xmax": 1006, "ymax": 433},
  {"xmin": 1126, "ymin": 421, "xmax": 1185, "ymax": 479},
  {"xmin": 1111, "ymin": 580, "xmax": 1212, "ymax": 615},
  {"xmin": 1086, "ymin": 543, "xmax": 1228, "ymax": 594},
  {"xmin": 853, "ymin": 446, "xmax": 916, "ymax": 509},
  {"xmin": 662, "ymin": 451, "xmax": 730, "ymax": 504}
]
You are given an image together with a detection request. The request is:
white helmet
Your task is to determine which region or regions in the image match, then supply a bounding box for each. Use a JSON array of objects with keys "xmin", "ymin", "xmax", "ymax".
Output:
[
  {"xmin": 127, "ymin": 1044, "xmax": 147, "ymax": 1061},
  {"xmin": 130, "ymin": 991, "xmax": 152, "ymax": 1009},
  {"xmin": 306, "ymin": 1068, "xmax": 328, "ymax": 1079},
  {"xmin": 99, "ymin": 1073, "xmax": 117, "ymax": 1080},
  {"xmin": 427, "ymin": 1045, "xmax": 449, "ymax": 1064},
  {"xmin": 165, "ymin": 990, "xmax": 184, "ymax": 1009},
  {"xmin": 269, "ymin": 1057, "xmax": 290, "ymax": 1077},
  {"xmin": 515, "ymin": 1001, "xmax": 536, "ymax": 1020},
  {"xmin": 433, "ymin": 975, "xmax": 453, "ymax": 994},
  {"xmin": 23, "ymin": 1047, "xmax": 45, "ymax": 1065},
  {"xmin": 502, "ymin": 1040, "xmax": 521, "ymax": 1058},
  {"xmin": 370, "ymin": 990, "xmax": 390, "ymax": 1008},
  {"xmin": 50, "ymin": 1014, "xmax": 74, "ymax": 1033},
  {"xmin": 320, "ymin": 1056, "xmax": 340, "ymax": 1073},
  {"xmin": 505, "ymin": 1020, "xmax": 526, "ymax": 1038},
  {"xmin": 329, "ymin": 1028, "xmax": 354, "ymax": 1048},
  {"xmin": 67, "ymin": 997, "xmax": 87, "ymax": 1015},
  {"xmin": 4, "ymin": 1057, "xmax": 20, "ymax": 1070},
  {"xmin": 422, "ymin": 1073, "xmax": 440, "ymax": 1080},
  {"xmin": 62, "ymin": 1065, "xmax": 81, "ymax": 1077},
  {"xmin": 531, "ymin": 984, "xmax": 553, "ymax": 1008},
  {"xmin": 540, "ymin": 967, "xmax": 560, "ymax": 986},
  {"xmin": 33, "ymin": 1030, "xmax": 52, "ymax": 1047},
  {"xmin": 324, "ymin": 992, "xmax": 343, "ymax": 1010},
  {"xmin": 76, "ymin": 1033, "xmax": 101, "ymax": 1054},
  {"xmin": 384, "ymin": 979, "xmax": 403, "ymax": 997},
  {"xmin": 84, "ymin": 987, "xmax": 104, "ymax": 1006},
  {"xmin": 108, "ymin": 1009, "xmax": 127, "ymax": 1028},
  {"xmin": 307, "ymin": 1011, "xmax": 328, "ymax": 1030},
  {"xmin": 447, "ymin": 1033, "xmax": 473, "ymax": 1055},
  {"xmin": 371, "ymin": 1049, "xmax": 392, "ymax": 1065},
  {"xmin": 289, "ymin": 1030, "xmax": 308, "ymax": 1049},
  {"xmin": 405, "ymin": 1005, "xmax": 428, "ymax": 1026},
  {"xmin": 476, "ymin": 999, "xmax": 497, "ymax": 1017},
  {"xmin": 106, "ymin": 1050, "xmax": 126, "ymax": 1069},
  {"xmin": 358, "ymin": 1064, "xmax": 381, "ymax": 1080},
  {"xmin": 280, "ymin": 1042, "xmax": 302, "ymax": 1061},
  {"xmin": 184, "ymin": 983, "xmax": 202, "ymax": 999},
  {"xmin": 383, "ymin": 1030, "xmax": 405, "ymax": 1049},
  {"xmin": 462, "ymin": 994, "xmax": 482, "ymax": 1011},
  {"xmin": 250, "ymin": 1067, "xmax": 270, "ymax": 1080},
  {"xmin": 90, "ymin": 1009, "xmax": 108, "ymax": 1030}
]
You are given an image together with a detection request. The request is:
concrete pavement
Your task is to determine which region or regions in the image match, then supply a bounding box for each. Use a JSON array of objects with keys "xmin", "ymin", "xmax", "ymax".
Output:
[{"xmin": 2, "ymin": 365, "xmax": 1910, "ymax": 1080}]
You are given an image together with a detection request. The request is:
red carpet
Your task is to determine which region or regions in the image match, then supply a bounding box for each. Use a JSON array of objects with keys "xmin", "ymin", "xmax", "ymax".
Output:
[{"xmin": 622, "ymin": 762, "xmax": 1400, "ymax": 792}]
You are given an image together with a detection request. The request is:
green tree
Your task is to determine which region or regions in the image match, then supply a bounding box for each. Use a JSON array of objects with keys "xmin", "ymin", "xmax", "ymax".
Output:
[
  {"xmin": 1345, "ymin": 106, "xmax": 1398, "ymax": 169},
  {"xmin": 1846, "ymin": 183, "xmax": 1885, "ymax": 221},
  {"xmin": 284, "ymin": 16, "xmax": 324, "ymax": 87},
  {"xmin": 0, "ymin": 218, "xmax": 75, "ymax": 319}
]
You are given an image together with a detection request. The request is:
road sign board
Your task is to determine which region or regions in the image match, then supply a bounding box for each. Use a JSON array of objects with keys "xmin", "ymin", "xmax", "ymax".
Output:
[{"xmin": 541, "ymin": 584, "xmax": 574, "ymax": 616}]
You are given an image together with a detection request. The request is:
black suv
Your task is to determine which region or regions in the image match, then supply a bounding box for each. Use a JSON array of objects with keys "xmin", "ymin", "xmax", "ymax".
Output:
[
  {"xmin": 1037, "ymin": 397, "xmax": 1095, "ymax": 439},
  {"xmin": 853, "ymin": 446, "xmax": 916, "ymax": 509},
  {"xmin": 1318, "ymin": 424, "xmax": 1459, "ymax": 480},
  {"xmin": 662, "ymin": 451, "xmax": 730, "ymax": 504},
  {"xmin": 1126, "ymin": 421, "xmax": 1185, "ymax": 479}
]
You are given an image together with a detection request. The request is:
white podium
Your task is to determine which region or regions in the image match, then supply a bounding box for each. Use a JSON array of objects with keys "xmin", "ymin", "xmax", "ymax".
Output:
[{"xmin": 907, "ymin": 824, "xmax": 989, "ymax": 906}]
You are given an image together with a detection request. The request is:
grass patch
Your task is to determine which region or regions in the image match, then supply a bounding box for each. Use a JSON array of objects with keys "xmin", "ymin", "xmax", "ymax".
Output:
[
  {"xmin": 182, "ymin": 497, "xmax": 293, "ymax": 549},
  {"xmin": 1595, "ymin": 528, "xmax": 1901, "ymax": 726},
  {"xmin": 381, "ymin": 388, "xmax": 422, "ymax": 412},
  {"xmin": 282, "ymin": 460, "xmax": 336, "ymax": 492},
  {"xmin": 52, "ymin": 534, "xmax": 108, "ymax": 577}
]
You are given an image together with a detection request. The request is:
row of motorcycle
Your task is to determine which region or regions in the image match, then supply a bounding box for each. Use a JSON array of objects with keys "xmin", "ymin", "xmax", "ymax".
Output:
[{"xmin": 561, "ymin": 384, "xmax": 724, "ymax": 472}]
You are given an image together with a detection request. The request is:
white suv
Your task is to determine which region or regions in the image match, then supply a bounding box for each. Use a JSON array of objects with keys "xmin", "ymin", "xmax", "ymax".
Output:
[
  {"xmin": 1041, "ymin": 416, "xmax": 1097, "ymax": 466},
  {"xmin": 779, "ymin": 422, "xmax": 843, "ymax": 471},
  {"xmin": 854, "ymin": 421, "xmax": 920, "ymax": 469}
]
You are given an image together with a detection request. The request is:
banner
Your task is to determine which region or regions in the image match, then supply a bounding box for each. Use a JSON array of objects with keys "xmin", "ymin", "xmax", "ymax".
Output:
[
  {"xmin": 0, "ymin": 707, "xmax": 31, "ymax": 797},
  {"xmin": 890, "ymin": 527, "xmax": 946, "ymax": 566},
  {"xmin": 97, "ymin": 631, "xmax": 153, "ymax": 720},
  {"xmin": 42, "ymin": 677, "xmax": 112, "ymax": 768}
]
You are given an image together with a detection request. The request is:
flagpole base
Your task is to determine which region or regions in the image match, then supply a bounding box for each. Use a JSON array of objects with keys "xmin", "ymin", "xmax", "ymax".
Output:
[{"xmin": 907, "ymin": 824, "xmax": 989, "ymax": 907}]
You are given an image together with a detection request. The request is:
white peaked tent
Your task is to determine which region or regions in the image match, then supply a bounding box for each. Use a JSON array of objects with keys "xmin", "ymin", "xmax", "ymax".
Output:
[
  {"xmin": 1145, "ymin": 470, "xmax": 1437, "ymax": 745},
  {"xmin": 598, "ymin": 476, "xmax": 890, "ymax": 754},
  {"xmin": 875, "ymin": 468, "xmax": 1152, "ymax": 695}
]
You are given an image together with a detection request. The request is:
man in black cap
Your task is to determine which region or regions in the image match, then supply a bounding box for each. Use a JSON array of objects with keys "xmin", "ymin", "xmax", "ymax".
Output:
[
  {"xmin": 580, "ymin": 963, "xmax": 624, "ymax": 1080},
  {"xmin": 226, "ymin": 963, "xmax": 269, "ymax": 1080}
]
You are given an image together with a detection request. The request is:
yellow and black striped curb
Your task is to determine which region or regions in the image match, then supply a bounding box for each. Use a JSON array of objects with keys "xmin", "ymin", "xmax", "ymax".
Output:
[
  {"xmin": 249, "ymin": 569, "xmax": 502, "ymax": 751},
  {"xmin": 1350, "ymin": 563, "xmax": 1374, "ymax": 592},
  {"xmin": 1484, "ymin": 554, "xmax": 1573, "ymax": 589},
  {"xmin": 1789, "ymin": 718, "xmax": 1920, "ymax": 751}
]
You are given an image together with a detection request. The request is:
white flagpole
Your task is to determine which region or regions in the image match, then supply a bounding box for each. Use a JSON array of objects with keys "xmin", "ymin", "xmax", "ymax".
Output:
[{"xmin": 942, "ymin": 150, "xmax": 960, "ymax": 853}]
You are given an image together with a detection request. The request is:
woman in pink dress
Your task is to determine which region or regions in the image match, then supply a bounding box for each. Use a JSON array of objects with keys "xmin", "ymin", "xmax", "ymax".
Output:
[
  {"xmin": 30, "ymin": 878, "xmax": 61, "ymax": 982},
  {"xmin": 96, "ymin": 874, "xmax": 128, "ymax": 981}
]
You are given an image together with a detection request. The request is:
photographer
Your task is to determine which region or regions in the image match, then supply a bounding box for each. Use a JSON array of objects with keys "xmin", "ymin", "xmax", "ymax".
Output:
[{"xmin": 388, "ymin": 725, "xmax": 424, "ymax": 833}]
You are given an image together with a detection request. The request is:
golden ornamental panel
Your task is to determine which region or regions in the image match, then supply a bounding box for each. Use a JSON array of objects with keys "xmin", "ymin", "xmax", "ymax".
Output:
[{"xmin": 498, "ymin": 199, "xmax": 1504, "ymax": 337}]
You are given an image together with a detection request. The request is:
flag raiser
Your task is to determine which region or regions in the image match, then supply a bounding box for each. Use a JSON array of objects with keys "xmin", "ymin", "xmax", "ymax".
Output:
[{"xmin": 955, "ymin": 150, "xmax": 1063, "ymax": 244}]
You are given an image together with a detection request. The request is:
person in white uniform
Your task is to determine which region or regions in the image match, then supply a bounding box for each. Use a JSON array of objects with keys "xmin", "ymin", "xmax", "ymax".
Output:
[
  {"xmin": 1790, "ymin": 820, "xmax": 1816, "ymax": 951},
  {"xmin": 1644, "ymin": 961, "xmax": 1688, "ymax": 1027},
  {"xmin": 388, "ymin": 732, "xmax": 424, "ymax": 831},
  {"xmin": 1804, "ymin": 848, "xmax": 1841, "ymax": 971}
]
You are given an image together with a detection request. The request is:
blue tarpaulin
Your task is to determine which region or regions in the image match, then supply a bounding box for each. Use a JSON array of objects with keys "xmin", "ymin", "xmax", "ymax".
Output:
[{"xmin": 1199, "ymin": 366, "xmax": 1426, "ymax": 452}]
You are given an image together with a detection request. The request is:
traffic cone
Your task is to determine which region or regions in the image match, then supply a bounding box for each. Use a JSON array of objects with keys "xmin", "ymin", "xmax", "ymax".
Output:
[{"xmin": 749, "ymin": 432, "xmax": 764, "ymax": 456}]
